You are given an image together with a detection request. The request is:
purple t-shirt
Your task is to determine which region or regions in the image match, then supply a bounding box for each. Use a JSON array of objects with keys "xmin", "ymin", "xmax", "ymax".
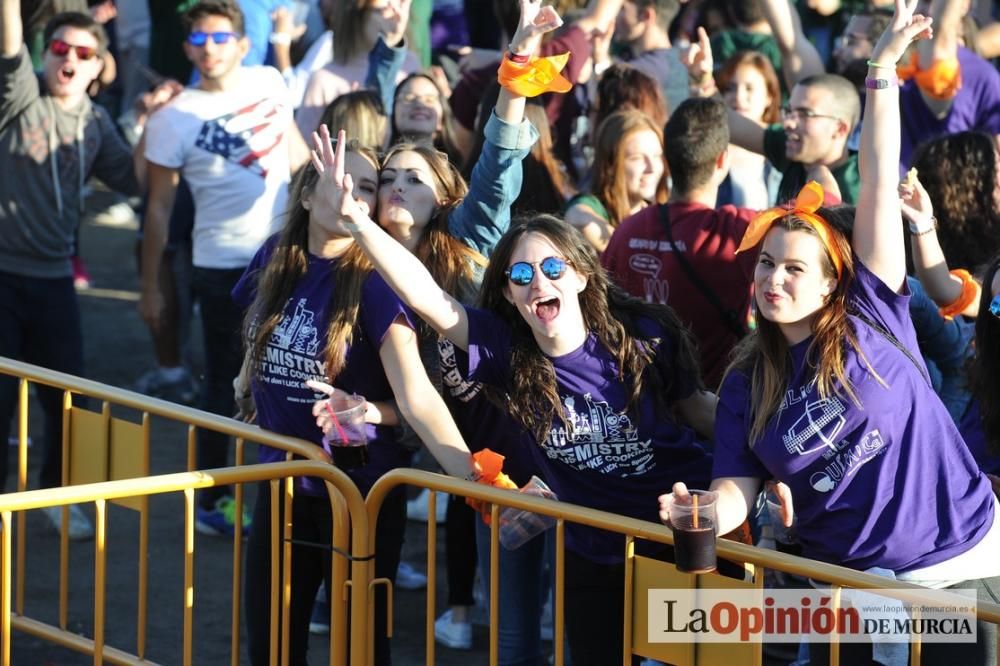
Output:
[
  {"xmin": 439, "ymin": 339, "xmax": 538, "ymax": 486},
  {"xmin": 714, "ymin": 257, "xmax": 995, "ymax": 572},
  {"xmin": 232, "ymin": 237, "xmax": 416, "ymax": 495},
  {"xmin": 465, "ymin": 308, "xmax": 713, "ymax": 563},
  {"xmin": 900, "ymin": 47, "xmax": 1000, "ymax": 172}
]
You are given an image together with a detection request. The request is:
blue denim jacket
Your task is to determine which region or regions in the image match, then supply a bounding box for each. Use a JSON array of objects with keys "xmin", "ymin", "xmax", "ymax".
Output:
[{"xmin": 907, "ymin": 276, "xmax": 974, "ymax": 423}]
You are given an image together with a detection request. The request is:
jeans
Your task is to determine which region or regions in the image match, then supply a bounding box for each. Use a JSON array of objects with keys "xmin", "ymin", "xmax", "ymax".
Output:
[
  {"xmin": 809, "ymin": 575, "xmax": 1000, "ymax": 666},
  {"xmin": 245, "ymin": 483, "xmax": 407, "ymax": 665},
  {"xmin": 475, "ymin": 517, "xmax": 549, "ymax": 666},
  {"xmin": 191, "ymin": 267, "xmax": 246, "ymax": 508},
  {"xmin": 0, "ymin": 271, "xmax": 85, "ymax": 490}
]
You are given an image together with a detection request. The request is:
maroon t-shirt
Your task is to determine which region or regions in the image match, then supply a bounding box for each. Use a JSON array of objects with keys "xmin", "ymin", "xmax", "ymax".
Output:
[{"xmin": 602, "ymin": 202, "xmax": 756, "ymax": 389}]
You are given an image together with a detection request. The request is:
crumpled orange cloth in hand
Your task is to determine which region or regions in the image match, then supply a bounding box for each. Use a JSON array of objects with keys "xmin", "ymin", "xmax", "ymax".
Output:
[
  {"xmin": 897, "ymin": 52, "xmax": 961, "ymax": 100},
  {"xmin": 497, "ymin": 53, "xmax": 573, "ymax": 98},
  {"xmin": 466, "ymin": 448, "xmax": 518, "ymax": 524}
]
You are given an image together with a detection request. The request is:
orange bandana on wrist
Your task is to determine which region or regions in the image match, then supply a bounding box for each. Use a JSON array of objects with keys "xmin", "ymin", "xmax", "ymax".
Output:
[
  {"xmin": 466, "ymin": 448, "xmax": 518, "ymax": 524},
  {"xmin": 896, "ymin": 52, "xmax": 961, "ymax": 101},
  {"xmin": 497, "ymin": 52, "xmax": 573, "ymax": 97},
  {"xmin": 736, "ymin": 181, "xmax": 844, "ymax": 279}
]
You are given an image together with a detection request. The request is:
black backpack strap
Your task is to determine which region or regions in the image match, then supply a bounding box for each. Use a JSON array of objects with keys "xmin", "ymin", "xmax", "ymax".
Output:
[
  {"xmin": 658, "ymin": 204, "xmax": 746, "ymax": 338},
  {"xmin": 850, "ymin": 308, "xmax": 932, "ymax": 388}
]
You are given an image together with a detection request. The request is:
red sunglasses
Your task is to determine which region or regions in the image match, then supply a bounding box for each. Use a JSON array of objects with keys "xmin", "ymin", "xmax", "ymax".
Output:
[{"xmin": 48, "ymin": 39, "xmax": 98, "ymax": 61}]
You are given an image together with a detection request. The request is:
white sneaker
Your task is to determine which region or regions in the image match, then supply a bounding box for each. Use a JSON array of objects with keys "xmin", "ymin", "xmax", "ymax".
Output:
[
  {"xmin": 434, "ymin": 609, "xmax": 472, "ymax": 650},
  {"xmin": 395, "ymin": 561, "xmax": 428, "ymax": 590},
  {"xmin": 406, "ymin": 489, "xmax": 448, "ymax": 523},
  {"xmin": 42, "ymin": 505, "xmax": 95, "ymax": 541}
]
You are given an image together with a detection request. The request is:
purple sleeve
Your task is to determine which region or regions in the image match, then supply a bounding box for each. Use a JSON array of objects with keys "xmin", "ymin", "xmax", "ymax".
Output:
[
  {"xmin": 465, "ymin": 307, "xmax": 514, "ymax": 387},
  {"xmin": 231, "ymin": 236, "xmax": 278, "ymax": 308},
  {"xmin": 962, "ymin": 49, "xmax": 1000, "ymax": 134},
  {"xmin": 711, "ymin": 370, "xmax": 770, "ymax": 480},
  {"xmin": 360, "ymin": 272, "xmax": 416, "ymax": 346},
  {"xmin": 847, "ymin": 254, "xmax": 919, "ymax": 354}
]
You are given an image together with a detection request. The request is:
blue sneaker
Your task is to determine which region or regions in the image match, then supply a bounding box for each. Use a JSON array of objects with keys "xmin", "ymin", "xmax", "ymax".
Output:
[{"xmin": 195, "ymin": 496, "xmax": 250, "ymax": 537}]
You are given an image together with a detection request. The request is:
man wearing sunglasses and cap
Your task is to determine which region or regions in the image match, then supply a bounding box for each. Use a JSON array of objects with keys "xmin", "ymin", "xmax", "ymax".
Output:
[{"xmin": 0, "ymin": 0, "xmax": 162, "ymax": 539}]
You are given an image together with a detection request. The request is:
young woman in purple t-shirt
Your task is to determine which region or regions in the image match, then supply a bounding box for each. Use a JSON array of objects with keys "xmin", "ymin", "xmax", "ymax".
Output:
[
  {"xmin": 314, "ymin": 134, "xmax": 718, "ymax": 665},
  {"xmin": 661, "ymin": 3, "xmax": 1000, "ymax": 663}
]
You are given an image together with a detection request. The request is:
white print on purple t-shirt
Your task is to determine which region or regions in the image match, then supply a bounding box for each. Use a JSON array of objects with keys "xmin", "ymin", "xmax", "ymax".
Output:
[
  {"xmin": 252, "ymin": 298, "xmax": 327, "ymax": 401},
  {"xmin": 438, "ymin": 338, "xmax": 483, "ymax": 403},
  {"xmin": 544, "ymin": 393, "xmax": 655, "ymax": 476},
  {"xmin": 775, "ymin": 378, "xmax": 890, "ymax": 495}
]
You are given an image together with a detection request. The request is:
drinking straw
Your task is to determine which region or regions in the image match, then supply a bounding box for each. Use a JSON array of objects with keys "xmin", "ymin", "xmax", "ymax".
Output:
[
  {"xmin": 693, "ymin": 493, "xmax": 699, "ymax": 529},
  {"xmin": 323, "ymin": 401, "xmax": 349, "ymax": 445}
]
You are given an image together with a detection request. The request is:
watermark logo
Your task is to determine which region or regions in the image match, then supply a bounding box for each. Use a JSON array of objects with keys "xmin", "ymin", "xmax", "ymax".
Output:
[{"xmin": 647, "ymin": 588, "xmax": 977, "ymax": 643}]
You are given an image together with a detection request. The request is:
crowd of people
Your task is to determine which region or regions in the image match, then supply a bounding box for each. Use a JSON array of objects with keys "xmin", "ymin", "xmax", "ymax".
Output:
[{"xmin": 2, "ymin": 0, "xmax": 1000, "ymax": 664}]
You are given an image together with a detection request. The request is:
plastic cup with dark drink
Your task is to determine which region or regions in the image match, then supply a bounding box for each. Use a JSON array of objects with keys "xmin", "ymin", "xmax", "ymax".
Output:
[
  {"xmin": 668, "ymin": 490, "xmax": 718, "ymax": 574},
  {"xmin": 321, "ymin": 392, "xmax": 369, "ymax": 470}
]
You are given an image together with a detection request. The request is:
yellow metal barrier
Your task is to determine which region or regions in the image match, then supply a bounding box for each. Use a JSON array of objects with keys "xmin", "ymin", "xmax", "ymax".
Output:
[
  {"xmin": 0, "ymin": 461, "xmax": 370, "ymax": 666},
  {"xmin": 0, "ymin": 358, "xmax": 354, "ymax": 664},
  {"xmin": 366, "ymin": 468, "xmax": 1000, "ymax": 666}
]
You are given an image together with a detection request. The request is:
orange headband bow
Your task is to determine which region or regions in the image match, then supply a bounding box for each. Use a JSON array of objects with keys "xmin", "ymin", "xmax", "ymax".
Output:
[{"xmin": 736, "ymin": 181, "xmax": 843, "ymax": 278}]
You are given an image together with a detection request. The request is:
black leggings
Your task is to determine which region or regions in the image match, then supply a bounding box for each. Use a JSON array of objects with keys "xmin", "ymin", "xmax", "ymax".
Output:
[
  {"xmin": 244, "ymin": 482, "xmax": 407, "ymax": 665},
  {"xmin": 446, "ymin": 493, "xmax": 478, "ymax": 607}
]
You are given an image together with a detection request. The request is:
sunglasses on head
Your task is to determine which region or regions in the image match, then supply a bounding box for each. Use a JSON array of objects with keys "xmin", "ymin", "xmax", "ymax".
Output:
[
  {"xmin": 505, "ymin": 257, "xmax": 570, "ymax": 286},
  {"xmin": 186, "ymin": 31, "xmax": 240, "ymax": 46},
  {"xmin": 990, "ymin": 294, "xmax": 1000, "ymax": 319},
  {"xmin": 48, "ymin": 39, "xmax": 97, "ymax": 60}
]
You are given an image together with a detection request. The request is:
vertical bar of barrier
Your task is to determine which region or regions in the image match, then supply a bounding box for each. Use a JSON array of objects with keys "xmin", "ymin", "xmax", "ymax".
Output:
[
  {"xmin": 489, "ymin": 504, "xmax": 500, "ymax": 666},
  {"xmin": 186, "ymin": 425, "xmax": 196, "ymax": 472},
  {"xmin": 910, "ymin": 607, "xmax": 921, "ymax": 665},
  {"xmin": 59, "ymin": 390, "xmax": 72, "ymax": 630},
  {"xmin": 269, "ymin": 479, "xmax": 280, "ymax": 666},
  {"xmin": 183, "ymin": 488, "xmax": 195, "ymax": 665},
  {"xmin": 93, "ymin": 499, "xmax": 107, "ymax": 666},
  {"xmin": 425, "ymin": 488, "xmax": 437, "ymax": 666},
  {"xmin": 230, "ymin": 438, "xmax": 246, "ymax": 666},
  {"xmin": 554, "ymin": 520, "xmax": 565, "ymax": 666},
  {"xmin": 2, "ymin": 511, "xmax": 11, "ymax": 666},
  {"xmin": 15, "ymin": 379, "xmax": 27, "ymax": 617},
  {"xmin": 622, "ymin": 535, "xmax": 635, "ymax": 666},
  {"xmin": 329, "ymin": 489, "xmax": 349, "ymax": 666},
  {"xmin": 281, "ymin": 476, "xmax": 294, "ymax": 666},
  {"xmin": 137, "ymin": 413, "xmax": 151, "ymax": 659},
  {"xmin": 830, "ymin": 585, "xmax": 841, "ymax": 665}
]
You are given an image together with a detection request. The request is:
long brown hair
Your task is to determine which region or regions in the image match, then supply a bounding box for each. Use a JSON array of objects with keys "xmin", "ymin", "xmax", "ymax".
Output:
[
  {"xmin": 244, "ymin": 142, "xmax": 380, "ymax": 383},
  {"xmin": 591, "ymin": 110, "xmax": 668, "ymax": 228},
  {"xmin": 725, "ymin": 207, "xmax": 880, "ymax": 445},
  {"xmin": 972, "ymin": 256, "xmax": 1000, "ymax": 455},
  {"xmin": 715, "ymin": 50, "xmax": 782, "ymax": 125},
  {"xmin": 380, "ymin": 142, "xmax": 486, "ymax": 294},
  {"xmin": 331, "ymin": 0, "xmax": 373, "ymax": 64},
  {"xmin": 478, "ymin": 215, "xmax": 703, "ymax": 444}
]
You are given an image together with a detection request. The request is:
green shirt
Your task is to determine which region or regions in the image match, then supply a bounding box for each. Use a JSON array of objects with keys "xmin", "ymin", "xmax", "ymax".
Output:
[
  {"xmin": 763, "ymin": 124, "xmax": 861, "ymax": 204},
  {"xmin": 711, "ymin": 31, "xmax": 785, "ymax": 95},
  {"xmin": 565, "ymin": 193, "xmax": 610, "ymax": 222}
]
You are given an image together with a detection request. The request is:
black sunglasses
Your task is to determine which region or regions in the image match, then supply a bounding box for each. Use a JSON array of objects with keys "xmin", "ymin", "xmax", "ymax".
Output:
[
  {"xmin": 505, "ymin": 257, "xmax": 570, "ymax": 286},
  {"xmin": 186, "ymin": 31, "xmax": 239, "ymax": 46}
]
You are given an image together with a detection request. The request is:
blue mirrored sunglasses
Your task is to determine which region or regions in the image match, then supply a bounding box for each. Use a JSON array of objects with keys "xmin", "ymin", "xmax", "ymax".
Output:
[
  {"xmin": 186, "ymin": 31, "xmax": 239, "ymax": 46},
  {"xmin": 990, "ymin": 294, "xmax": 1000, "ymax": 319},
  {"xmin": 505, "ymin": 257, "xmax": 569, "ymax": 286}
]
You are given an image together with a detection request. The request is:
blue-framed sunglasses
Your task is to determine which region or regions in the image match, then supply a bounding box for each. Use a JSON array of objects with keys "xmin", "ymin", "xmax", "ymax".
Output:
[
  {"xmin": 186, "ymin": 31, "xmax": 240, "ymax": 46},
  {"xmin": 990, "ymin": 294, "xmax": 1000, "ymax": 319},
  {"xmin": 505, "ymin": 257, "xmax": 570, "ymax": 286}
]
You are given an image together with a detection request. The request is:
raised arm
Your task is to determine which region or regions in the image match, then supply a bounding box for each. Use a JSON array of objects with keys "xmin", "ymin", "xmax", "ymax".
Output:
[
  {"xmin": 853, "ymin": 0, "xmax": 933, "ymax": 292},
  {"xmin": 760, "ymin": 0, "xmax": 826, "ymax": 89},
  {"xmin": 315, "ymin": 127, "xmax": 471, "ymax": 349},
  {"xmin": 446, "ymin": 0, "xmax": 559, "ymax": 255},
  {"xmin": 1, "ymin": 0, "xmax": 21, "ymax": 58},
  {"xmin": 915, "ymin": 0, "xmax": 963, "ymax": 117},
  {"xmin": 900, "ymin": 172, "xmax": 980, "ymax": 316},
  {"xmin": 683, "ymin": 27, "xmax": 767, "ymax": 155}
]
